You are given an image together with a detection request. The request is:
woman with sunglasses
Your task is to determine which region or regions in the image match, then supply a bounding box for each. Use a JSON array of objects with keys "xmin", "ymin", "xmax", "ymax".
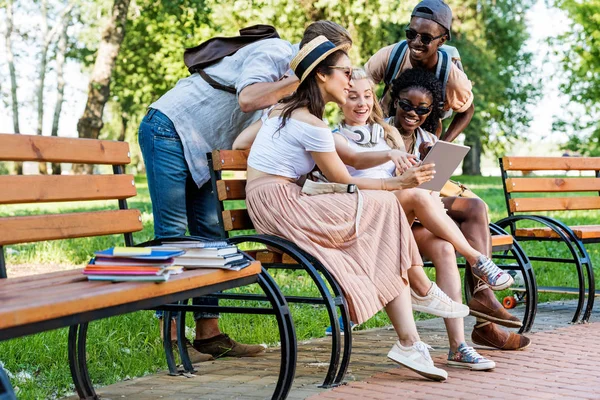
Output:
[
  {"xmin": 365, "ymin": 0, "xmax": 474, "ymax": 142},
  {"xmin": 334, "ymin": 68, "xmax": 513, "ymax": 370},
  {"xmin": 235, "ymin": 35, "xmax": 474, "ymax": 381},
  {"xmin": 389, "ymin": 68, "xmax": 530, "ymax": 351},
  {"xmin": 334, "ymin": 66, "xmax": 529, "ymax": 352}
]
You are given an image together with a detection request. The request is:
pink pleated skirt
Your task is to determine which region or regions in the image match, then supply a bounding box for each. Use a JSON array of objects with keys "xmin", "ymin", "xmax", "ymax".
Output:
[{"xmin": 245, "ymin": 175, "xmax": 422, "ymax": 324}]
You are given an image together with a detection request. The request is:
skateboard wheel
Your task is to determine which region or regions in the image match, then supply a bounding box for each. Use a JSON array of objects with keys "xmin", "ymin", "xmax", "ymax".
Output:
[{"xmin": 503, "ymin": 296, "xmax": 517, "ymax": 309}]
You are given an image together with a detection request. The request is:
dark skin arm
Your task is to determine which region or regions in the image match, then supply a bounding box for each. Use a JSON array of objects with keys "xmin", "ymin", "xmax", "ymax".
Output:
[{"xmin": 440, "ymin": 103, "xmax": 474, "ymax": 142}]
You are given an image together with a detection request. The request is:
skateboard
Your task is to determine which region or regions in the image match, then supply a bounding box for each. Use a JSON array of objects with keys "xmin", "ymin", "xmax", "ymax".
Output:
[{"xmin": 503, "ymin": 286, "xmax": 599, "ymax": 309}]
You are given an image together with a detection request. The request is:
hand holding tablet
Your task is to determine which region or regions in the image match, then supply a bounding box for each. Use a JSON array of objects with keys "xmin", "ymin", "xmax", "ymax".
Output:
[{"xmin": 416, "ymin": 141, "xmax": 471, "ymax": 191}]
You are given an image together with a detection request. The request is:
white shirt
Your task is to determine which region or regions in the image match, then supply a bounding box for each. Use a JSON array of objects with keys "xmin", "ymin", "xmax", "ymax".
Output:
[
  {"xmin": 334, "ymin": 126, "xmax": 396, "ymax": 179},
  {"xmin": 248, "ymin": 114, "xmax": 335, "ymax": 179}
]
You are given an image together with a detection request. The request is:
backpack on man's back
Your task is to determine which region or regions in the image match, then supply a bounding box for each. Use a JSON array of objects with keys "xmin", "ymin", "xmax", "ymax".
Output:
[
  {"xmin": 382, "ymin": 39, "xmax": 464, "ymax": 118},
  {"xmin": 184, "ymin": 25, "xmax": 280, "ymax": 93}
]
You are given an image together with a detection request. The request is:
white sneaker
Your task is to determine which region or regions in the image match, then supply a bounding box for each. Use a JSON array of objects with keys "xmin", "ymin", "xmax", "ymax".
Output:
[
  {"xmin": 387, "ymin": 340, "xmax": 448, "ymax": 381},
  {"xmin": 471, "ymin": 255, "xmax": 514, "ymax": 290},
  {"xmin": 411, "ymin": 282, "xmax": 469, "ymax": 318}
]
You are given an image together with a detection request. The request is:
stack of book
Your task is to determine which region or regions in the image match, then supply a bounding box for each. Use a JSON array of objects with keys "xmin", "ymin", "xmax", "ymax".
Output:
[
  {"xmin": 83, "ymin": 247, "xmax": 185, "ymax": 282},
  {"xmin": 156, "ymin": 240, "xmax": 251, "ymax": 271}
]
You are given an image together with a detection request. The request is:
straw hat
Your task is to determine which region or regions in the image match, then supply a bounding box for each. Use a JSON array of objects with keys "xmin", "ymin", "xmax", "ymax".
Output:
[{"xmin": 291, "ymin": 35, "xmax": 351, "ymax": 83}]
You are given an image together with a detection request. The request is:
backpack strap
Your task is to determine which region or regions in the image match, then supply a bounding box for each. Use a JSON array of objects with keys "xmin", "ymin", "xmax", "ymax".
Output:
[
  {"xmin": 435, "ymin": 49, "xmax": 451, "ymax": 109},
  {"xmin": 198, "ymin": 69, "xmax": 237, "ymax": 94},
  {"xmin": 382, "ymin": 41, "xmax": 408, "ymax": 100}
]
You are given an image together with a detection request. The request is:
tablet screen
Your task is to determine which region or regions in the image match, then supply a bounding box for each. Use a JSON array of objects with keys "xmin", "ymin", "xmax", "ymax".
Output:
[{"xmin": 417, "ymin": 141, "xmax": 471, "ymax": 191}]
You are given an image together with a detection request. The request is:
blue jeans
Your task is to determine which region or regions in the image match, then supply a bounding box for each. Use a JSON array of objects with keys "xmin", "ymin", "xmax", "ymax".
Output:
[{"xmin": 139, "ymin": 108, "xmax": 221, "ymax": 320}]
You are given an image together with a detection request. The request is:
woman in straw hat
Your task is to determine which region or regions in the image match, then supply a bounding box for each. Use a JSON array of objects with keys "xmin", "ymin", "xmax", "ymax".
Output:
[{"xmin": 242, "ymin": 35, "xmax": 462, "ymax": 381}]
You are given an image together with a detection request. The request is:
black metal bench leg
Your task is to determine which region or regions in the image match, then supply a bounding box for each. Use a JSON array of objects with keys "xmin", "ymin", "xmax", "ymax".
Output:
[
  {"xmin": 489, "ymin": 223, "xmax": 538, "ymax": 333},
  {"xmin": 257, "ymin": 269, "xmax": 297, "ymax": 400},
  {"xmin": 583, "ymin": 259, "xmax": 595, "ymax": 322},
  {"xmin": 298, "ymin": 251, "xmax": 351, "ymax": 386},
  {"xmin": 68, "ymin": 323, "xmax": 98, "ymax": 400},
  {"xmin": 510, "ymin": 240, "xmax": 537, "ymax": 333},
  {"xmin": 162, "ymin": 311, "xmax": 179, "ymax": 375},
  {"xmin": 230, "ymin": 235, "xmax": 342, "ymax": 388},
  {"xmin": 0, "ymin": 363, "xmax": 16, "ymax": 400},
  {"xmin": 176, "ymin": 299, "xmax": 195, "ymax": 373}
]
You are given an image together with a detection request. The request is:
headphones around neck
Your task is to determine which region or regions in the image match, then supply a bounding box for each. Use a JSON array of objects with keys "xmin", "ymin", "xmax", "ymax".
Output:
[{"xmin": 338, "ymin": 123, "xmax": 384, "ymax": 145}]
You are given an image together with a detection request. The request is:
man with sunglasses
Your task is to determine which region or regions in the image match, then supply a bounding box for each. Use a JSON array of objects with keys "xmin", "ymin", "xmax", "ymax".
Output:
[
  {"xmin": 366, "ymin": 0, "xmax": 531, "ymax": 353},
  {"xmin": 365, "ymin": 0, "xmax": 474, "ymax": 143}
]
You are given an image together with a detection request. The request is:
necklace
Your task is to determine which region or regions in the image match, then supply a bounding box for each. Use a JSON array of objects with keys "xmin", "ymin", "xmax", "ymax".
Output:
[{"xmin": 399, "ymin": 127, "xmax": 417, "ymax": 154}]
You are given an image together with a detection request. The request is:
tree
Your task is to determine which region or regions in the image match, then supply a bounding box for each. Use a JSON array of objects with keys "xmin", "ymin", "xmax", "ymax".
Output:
[
  {"xmin": 50, "ymin": 12, "xmax": 72, "ymax": 175},
  {"xmin": 552, "ymin": 0, "xmax": 600, "ymax": 157},
  {"xmin": 35, "ymin": 0, "xmax": 75, "ymax": 174},
  {"xmin": 3, "ymin": 0, "xmax": 23, "ymax": 174},
  {"xmin": 447, "ymin": 0, "xmax": 540, "ymax": 175},
  {"xmin": 76, "ymin": 0, "xmax": 130, "ymax": 174}
]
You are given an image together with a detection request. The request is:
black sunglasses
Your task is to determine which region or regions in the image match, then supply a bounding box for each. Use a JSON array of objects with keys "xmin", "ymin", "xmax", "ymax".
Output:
[
  {"xmin": 405, "ymin": 28, "xmax": 446, "ymax": 45},
  {"xmin": 395, "ymin": 99, "xmax": 432, "ymax": 115}
]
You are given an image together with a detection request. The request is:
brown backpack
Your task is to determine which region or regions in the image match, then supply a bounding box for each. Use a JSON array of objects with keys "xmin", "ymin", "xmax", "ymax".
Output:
[{"xmin": 184, "ymin": 25, "xmax": 280, "ymax": 93}]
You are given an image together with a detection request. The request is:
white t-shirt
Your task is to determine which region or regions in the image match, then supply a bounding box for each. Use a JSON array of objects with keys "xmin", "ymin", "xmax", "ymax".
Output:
[
  {"xmin": 248, "ymin": 114, "xmax": 335, "ymax": 179},
  {"xmin": 339, "ymin": 123, "xmax": 436, "ymax": 179},
  {"xmin": 334, "ymin": 125, "xmax": 396, "ymax": 179}
]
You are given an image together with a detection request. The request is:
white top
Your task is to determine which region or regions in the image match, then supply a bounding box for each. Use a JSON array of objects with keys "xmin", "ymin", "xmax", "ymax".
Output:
[
  {"xmin": 334, "ymin": 126, "xmax": 397, "ymax": 179},
  {"xmin": 340, "ymin": 123, "xmax": 436, "ymax": 179},
  {"xmin": 248, "ymin": 114, "xmax": 336, "ymax": 179}
]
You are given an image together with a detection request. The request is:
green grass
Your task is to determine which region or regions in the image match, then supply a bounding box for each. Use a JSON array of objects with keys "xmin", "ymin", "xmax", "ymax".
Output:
[{"xmin": 1, "ymin": 175, "xmax": 599, "ymax": 399}]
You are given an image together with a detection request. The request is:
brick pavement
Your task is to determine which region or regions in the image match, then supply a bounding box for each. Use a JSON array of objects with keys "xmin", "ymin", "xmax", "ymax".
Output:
[{"xmin": 63, "ymin": 300, "xmax": 599, "ymax": 399}]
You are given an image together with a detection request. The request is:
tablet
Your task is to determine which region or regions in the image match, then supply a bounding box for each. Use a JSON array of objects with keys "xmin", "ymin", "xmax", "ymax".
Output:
[{"xmin": 417, "ymin": 141, "xmax": 471, "ymax": 191}]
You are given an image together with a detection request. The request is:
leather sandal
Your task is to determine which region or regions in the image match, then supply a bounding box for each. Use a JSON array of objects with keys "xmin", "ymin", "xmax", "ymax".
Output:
[{"xmin": 472, "ymin": 321, "xmax": 531, "ymax": 350}]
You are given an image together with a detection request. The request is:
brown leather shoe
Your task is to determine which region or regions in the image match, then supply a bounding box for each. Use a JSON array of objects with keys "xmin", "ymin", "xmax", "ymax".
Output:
[
  {"xmin": 184, "ymin": 339, "xmax": 214, "ymax": 363},
  {"xmin": 472, "ymin": 321, "xmax": 531, "ymax": 350},
  {"xmin": 193, "ymin": 334, "xmax": 265, "ymax": 358},
  {"xmin": 468, "ymin": 284, "xmax": 522, "ymax": 328}
]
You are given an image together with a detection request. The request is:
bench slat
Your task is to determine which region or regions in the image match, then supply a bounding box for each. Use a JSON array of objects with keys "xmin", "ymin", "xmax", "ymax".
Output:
[
  {"xmin": 223, "ymin": 209, "xmax": 253, "ymax": 231},
  {"xmin": 0, "ymin": 133, "xmax": 131, "ymax": 164},
  {"xmin": 217, "ymin": 180, "xmax": 247, "ymax": 201},
  {"xmin": 0, "ymin": 174, "xmax": 137, "ymax": 205},
  {"xmin": 505, "ymin": 178, "xmax": 600, "ymax": 193},
  {"xmin": 509, "ymin": 197, "xmax": 600, "ymax": 212},
  {"xmin": 502, "ymin": 156, "xmax": 600, "ymax": 171},
  {"xmin": 491, "ymin": 234, "xmax": 513, "ymax": 247},
  {"xmin": 212, "ymin": 149, "xmax": 249, "ymax": 171},
  {"xmin": 515, "ymin": 225, "xmax": 600, "ymax": 240},
  {"xmin": 0, "ymin": 263, "xmax": 261, "ymax": 330},
  {"xmin": 0, "ymin": 209, "xmax": 142, "ymax": 245}
]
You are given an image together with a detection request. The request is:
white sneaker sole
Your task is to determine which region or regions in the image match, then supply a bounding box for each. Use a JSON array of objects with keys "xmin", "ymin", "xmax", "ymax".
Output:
[
  {"xmin": 412, "ymin": 303, "xmax": 470, "ymax": 319},
  {"xmin": 447, "ymin": 359, "xmax": 496, "ymax": 371},
  {"xmin": 479, "ymin": 275, "xmax": 514, "ymax": 291},
  {"xmin": 387, "ymin": 351, "xmax": 448, "ymax": 381}
]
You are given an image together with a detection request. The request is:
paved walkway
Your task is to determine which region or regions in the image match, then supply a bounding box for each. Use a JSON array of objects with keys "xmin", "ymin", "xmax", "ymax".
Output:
[{"xmin": 64, "ymin": 300, "xmax": 599, "ymax": 400}]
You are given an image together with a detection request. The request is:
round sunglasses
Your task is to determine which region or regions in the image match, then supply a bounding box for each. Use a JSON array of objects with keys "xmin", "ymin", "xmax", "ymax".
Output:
[{"xmin": 395, "ymin": 99, "xmax": 432, "ymax": 115}]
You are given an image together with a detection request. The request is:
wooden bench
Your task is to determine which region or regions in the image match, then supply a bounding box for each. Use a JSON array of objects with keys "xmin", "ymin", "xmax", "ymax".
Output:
[
  {"xmin": 497, "ymin": 156, "xmax": 599, "ymax": 323},
  {"xmin": 0, "ymin": 134, "xmax": 296, "ymax": 400},
  {"xmin": 208, "ymin": 149, "xmax": 351, "ymax": 388}
]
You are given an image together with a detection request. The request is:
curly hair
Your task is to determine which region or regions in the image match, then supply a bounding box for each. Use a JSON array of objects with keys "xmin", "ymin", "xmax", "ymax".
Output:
[{"xmin": 389, "ymin": 68, "xmax": 443, "ymax": 134}]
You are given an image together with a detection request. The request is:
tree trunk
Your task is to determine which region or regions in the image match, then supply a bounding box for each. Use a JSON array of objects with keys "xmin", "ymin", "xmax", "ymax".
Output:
[
  {"xmin": 462, "ymin": 130, "xmax": 482, "ymax": 175},
  {"xmin": 118, "ymin": 112, "xmax": 127, "ymax": 142},
  {"xmin": 75, "ymin": 0, "xmax": 131, "ymax": 174},
  {"xmin": 51, "ymin": 17, "xmax": 70, "ymax": 176},
  {"xmin": 37, "ymin": 0, "xmax": 50, "ymax": 175},
  {"xmin": 4, "ymin": 0, "xmax": 23, "ymax": 175}
]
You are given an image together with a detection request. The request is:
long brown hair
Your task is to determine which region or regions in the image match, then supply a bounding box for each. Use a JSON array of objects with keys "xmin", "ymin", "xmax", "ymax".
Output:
[
  {"xmin": 341, "ymin": 68, "xmax": 405, "ymax": 150},
  {"xmin": 278, "ymin": 50, "xmax": 347, "ymax": 130}
]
